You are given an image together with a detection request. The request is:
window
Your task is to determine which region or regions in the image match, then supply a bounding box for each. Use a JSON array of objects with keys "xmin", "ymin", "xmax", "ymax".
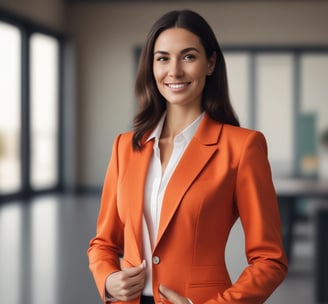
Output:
[
  {"xmin": 256, "ymin": 53, "xmax": 294, "ymax": 176},
  {"xmin": 225, "ymin": 53, "xmax": 250, "ymax": 128},
  {"xmin": 223, "ymin": 47, "xmax": 328, "ymax": 178},
  {"xmin": 0, "ymin": 12, "xmax": 64, "ymax": 200},
  {"xmin": 0, "ymin": 21, "xmax": 21, "ymax": 194},
  {"xmin": 30, "ymin": 33, "xmax": 59, "ymax": 190},
  {"xmin": 300, "ymin": 54, "xmax": 328, "ymax": 178}
]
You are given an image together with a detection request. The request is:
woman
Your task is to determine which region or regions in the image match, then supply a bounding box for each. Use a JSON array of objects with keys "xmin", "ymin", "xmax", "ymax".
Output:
[{"xmin": 88, "ymin": 9, "xmax": 288, "ymax": 304}]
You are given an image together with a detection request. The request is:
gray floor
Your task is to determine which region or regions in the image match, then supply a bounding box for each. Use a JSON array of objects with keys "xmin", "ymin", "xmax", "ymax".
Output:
[{"xmin": 0, "ymin": 194, "xmax": 317, "ymax": 304}]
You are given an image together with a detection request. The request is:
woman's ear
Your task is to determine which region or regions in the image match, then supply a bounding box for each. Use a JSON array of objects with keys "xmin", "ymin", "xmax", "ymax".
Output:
[{"xmin": 207, "ymin": 52, "xmax": 217, "ymax": 76}]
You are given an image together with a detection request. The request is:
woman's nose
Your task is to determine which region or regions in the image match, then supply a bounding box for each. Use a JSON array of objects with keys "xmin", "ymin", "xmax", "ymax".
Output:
[{"xmin": 168, "ymin": 60, "xmax": 184, "ymax": 77}]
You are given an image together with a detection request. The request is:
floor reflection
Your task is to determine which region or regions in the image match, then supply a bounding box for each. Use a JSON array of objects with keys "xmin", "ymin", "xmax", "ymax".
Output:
[
  {"xmin": 0, "ymin": 194, "xmax": 100, "ymax": 304},
  {"xmin": 31, "ymin": 198, "xmax": 58, "ymax": 304},
  {"xmin": 0, "ymin": 202, "xmax": 22, "ymax": 304}
]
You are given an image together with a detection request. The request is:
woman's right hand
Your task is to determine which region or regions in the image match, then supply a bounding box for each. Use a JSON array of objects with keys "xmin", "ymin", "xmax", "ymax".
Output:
[{"xmin": 105, "ymin": 261, "xmax": 146, "ymax": 301}]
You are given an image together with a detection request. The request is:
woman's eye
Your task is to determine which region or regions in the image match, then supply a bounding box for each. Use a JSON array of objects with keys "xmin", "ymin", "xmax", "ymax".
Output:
[
  {"xmin": 184, "ymin": 54, "xmax": 196, "ymax": 61},
  {"xmin": 156, "ymin": 56, "xmax": 168, "ymax": 62}
]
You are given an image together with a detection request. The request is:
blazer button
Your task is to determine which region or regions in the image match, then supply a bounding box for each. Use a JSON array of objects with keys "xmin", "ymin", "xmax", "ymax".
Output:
[{"xmin": 152, "ymin": 256, "xmax": 160, "ymax": 265}]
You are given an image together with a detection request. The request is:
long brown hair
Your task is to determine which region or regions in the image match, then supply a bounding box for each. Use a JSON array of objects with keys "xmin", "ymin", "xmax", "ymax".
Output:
[{"xmin": 133, "ymin": 10, "xmax": 239, "ymax": 150}]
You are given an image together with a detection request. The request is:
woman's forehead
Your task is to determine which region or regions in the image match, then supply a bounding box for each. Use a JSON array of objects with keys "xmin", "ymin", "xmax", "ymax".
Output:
[{"xmin": 154, "ymin": 28, "xmax": 203, "ymax": 53}]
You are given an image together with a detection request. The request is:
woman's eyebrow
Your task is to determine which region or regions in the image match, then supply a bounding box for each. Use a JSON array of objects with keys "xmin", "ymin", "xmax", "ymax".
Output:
[
  {"xmin": 154, "ymin": 50, "xmax": 169, "ymax": 56},
  {"xmin": 154, "ymin": 47, "xmax": 200, "ymax": 56},
  {"xmin": 181, "ymin": 47, "xmax": 200, "ymax": 54}
]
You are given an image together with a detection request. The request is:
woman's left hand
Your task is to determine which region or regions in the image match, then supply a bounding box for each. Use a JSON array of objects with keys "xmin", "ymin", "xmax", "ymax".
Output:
[{"xmin": 158, "ymin": 284, "xmax": 191, "ymax": 304}]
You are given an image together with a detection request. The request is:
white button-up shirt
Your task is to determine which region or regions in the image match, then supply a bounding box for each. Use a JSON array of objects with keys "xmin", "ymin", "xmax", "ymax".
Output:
[{"xmin": 142, "ymin": 112, "xmax": 204, "ymax": 295}]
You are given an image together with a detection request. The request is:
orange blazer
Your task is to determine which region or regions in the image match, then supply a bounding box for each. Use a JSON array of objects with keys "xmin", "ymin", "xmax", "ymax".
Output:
[{"xmin": 88, "ymin": 114, "xmax": 288, "ymax": 304}]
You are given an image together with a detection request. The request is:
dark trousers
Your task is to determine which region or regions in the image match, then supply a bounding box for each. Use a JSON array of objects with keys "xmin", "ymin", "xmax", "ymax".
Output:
[{"xmin": 140, "ymin": 295, "xmax": 155, "ymax": 304}]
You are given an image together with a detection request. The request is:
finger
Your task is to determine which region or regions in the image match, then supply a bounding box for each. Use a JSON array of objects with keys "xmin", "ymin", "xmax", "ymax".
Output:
[
  {"xmin": 120, "ymin": 262, "xmax": 146, "ymax": 297},
  {"xmin": 124, "ymin": 272, "xmax": 145, "ymax": 291},
  {"xmin": 106, "ymin": 264, "xmax": 145, "ymax": 300},
  {"xmin": 123, "ymin": 260, "xmax": 146, "ymax": 277},
  {"xmin": 159, "ymin": 285, "xmax": 189, "ymax": 304},
  {"xmin": 159, "ymin": 284, "xmax": 178, "ymax": 302},
  {"xmin": 117, "ymin": 270, "xmax": 145, "ymax": 293},
  {"xmin": 112, "ymin": 276, "xmax": 145, "ymax": 301},
  {"xmin": 120, "ymin": 283, "xmax": 145, "ymax": 300}
]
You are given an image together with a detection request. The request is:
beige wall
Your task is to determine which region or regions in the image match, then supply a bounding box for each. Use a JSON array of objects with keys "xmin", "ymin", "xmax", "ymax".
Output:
[
  {"xmin": 0, "ymin": 0, "xmax": 66, "ymax": 30},
  {"xmin": 67, "ymin": 1, "xmax": 328, "ymax": 188}
]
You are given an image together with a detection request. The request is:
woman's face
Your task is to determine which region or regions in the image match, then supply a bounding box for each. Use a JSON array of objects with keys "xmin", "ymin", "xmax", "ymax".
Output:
[{"xmin": 153, "ymin": 27, "xmax": 216, "ymax": 110}]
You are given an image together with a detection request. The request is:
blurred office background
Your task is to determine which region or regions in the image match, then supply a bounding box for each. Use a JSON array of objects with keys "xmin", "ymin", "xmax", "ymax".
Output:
[{"xmin": 0, "ymin": 0, "xmax": 328, "ymax": 303}]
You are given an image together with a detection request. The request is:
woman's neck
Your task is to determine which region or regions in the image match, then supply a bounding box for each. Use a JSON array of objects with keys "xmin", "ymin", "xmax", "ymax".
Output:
[{"xmin": 161, "ymin": 106, "xmax": 202, "ymax": 139}]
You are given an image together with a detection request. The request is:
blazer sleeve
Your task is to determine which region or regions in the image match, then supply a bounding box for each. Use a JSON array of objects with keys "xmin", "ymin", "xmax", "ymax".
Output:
[
  {"xmin": 213, "ymin": 131, "xmax": 288, "ymax": 304},
  {"xmin": 87, "ymin": 134, "xmax": 124, "ymax": 301}
]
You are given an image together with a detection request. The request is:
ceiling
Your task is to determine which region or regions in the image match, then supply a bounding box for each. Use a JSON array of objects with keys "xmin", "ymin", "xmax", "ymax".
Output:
[{"xmin": 66, "ymin": 0, "xmax": 297, "ymax": 3}]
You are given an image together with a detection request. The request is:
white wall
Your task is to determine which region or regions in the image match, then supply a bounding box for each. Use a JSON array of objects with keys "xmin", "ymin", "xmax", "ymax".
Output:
[{"xmin": 67, "ymin": 1, "xmax": 328, "ymax": 188}]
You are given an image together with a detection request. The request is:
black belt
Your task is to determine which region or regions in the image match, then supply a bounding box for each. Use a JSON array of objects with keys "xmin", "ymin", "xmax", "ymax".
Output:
[{"xmin": 140, "ymin": 295, "xmax": 155, "ymax": 304}]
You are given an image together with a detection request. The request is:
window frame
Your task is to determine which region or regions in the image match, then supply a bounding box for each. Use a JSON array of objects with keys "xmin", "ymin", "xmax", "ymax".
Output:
[{"xmin": 0, "ymin": 8, "xmax": 66, "ymax": 202}]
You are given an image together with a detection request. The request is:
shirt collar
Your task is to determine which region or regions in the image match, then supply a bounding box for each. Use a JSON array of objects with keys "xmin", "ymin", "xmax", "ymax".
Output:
[
  {"xmin": 146, "ymin": 113, "xmax": 166, "ymax": 143},
  {"xmin": 146, "ymin": 112, "xmax": 204, "ymax": 143}
]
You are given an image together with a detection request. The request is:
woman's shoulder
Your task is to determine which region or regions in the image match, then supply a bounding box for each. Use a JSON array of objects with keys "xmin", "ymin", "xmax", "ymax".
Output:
[
  {"xmin": 221, "ymin": 124, "xmax": 267, "ymax": 147},
  {"xmin": 222, "ymin": 124, "xmax": 261, "ymax": 136},
  {"xmin": 113, "ymin": 131, "xmax": 134, "ymax": 147}
]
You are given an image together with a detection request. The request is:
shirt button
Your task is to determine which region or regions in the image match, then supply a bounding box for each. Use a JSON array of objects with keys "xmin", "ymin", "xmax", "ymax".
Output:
[{"xmin": 152, "ymin": 256, "xmax": 160, "ymax": 265}]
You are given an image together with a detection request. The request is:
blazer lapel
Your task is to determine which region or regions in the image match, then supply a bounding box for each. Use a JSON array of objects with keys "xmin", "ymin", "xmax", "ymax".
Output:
[
  {"xmin": 122, "ymin": 138, "xmax": 153, "ymax": 260},
  {"xmin": 155, "ymin": 115, "xmax": 223, "ymax": 248}
]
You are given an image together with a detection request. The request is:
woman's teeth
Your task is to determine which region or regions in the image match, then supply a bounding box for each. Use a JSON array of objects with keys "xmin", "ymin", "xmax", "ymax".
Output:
[{"xmin": 168, "ymin": 83, "xmax": 188, "ymax": 89}]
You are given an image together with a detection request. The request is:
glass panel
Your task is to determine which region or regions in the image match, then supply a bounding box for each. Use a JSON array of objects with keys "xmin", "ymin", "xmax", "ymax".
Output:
[
  {"xmin": 301, "ymin": 54, "xmax": 328, "ymax": 138},
  {"xmin": 30, "ymin": 33, "xmax": 59, "ymax": 189},
  {"xmin": 0, "ymin": 22, "xmax": 21, "ymax": 194},
  {"xmin": 225, "ymin": 52, "xmax": 250, "ymax": 128},
  {"xmin": 301, "ymin": 54, "xmax": 328, "ymax": 179},
  {"xmin": 256, "ymin": 54, "xmax": 294, "ymax": 177}
]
